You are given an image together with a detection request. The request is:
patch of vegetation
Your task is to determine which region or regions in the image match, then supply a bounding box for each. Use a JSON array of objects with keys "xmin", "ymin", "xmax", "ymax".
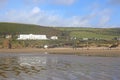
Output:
[
  {"xmin": 0, "ymin": 22, "xmax": 61, "ymax": 36},
  {"xmin": 57, "ymin": 27, "xmax": 120, "ymax": 40}
]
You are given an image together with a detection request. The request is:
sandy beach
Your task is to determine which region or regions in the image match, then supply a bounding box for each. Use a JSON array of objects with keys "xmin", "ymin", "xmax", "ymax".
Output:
[{"xmin": 0, "ymin": 47, "xmax": 120, "ymax": 57}]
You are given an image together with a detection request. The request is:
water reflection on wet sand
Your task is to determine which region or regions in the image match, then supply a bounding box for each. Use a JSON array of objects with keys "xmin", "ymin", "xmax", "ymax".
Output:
[{"xmin": 0, "ymin": 53, "xmax": 120, "ymax": 80}]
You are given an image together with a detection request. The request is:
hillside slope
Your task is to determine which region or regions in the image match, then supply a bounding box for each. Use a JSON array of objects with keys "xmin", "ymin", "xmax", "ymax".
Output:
[
  {"xmin": 0, "ymin": 22, "xmax": 61, "ymax": 36},
  {"xmin": 57, "ymin": 27, "xmax": 120, "ymax": 40},
  {"xmin": 0, "ymin": 22, "xmax": 120, "ymax": 40}
]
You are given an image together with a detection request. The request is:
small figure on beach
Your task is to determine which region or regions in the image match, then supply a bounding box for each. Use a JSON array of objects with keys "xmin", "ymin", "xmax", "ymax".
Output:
[
  {"xmin": 72, "ymin": 45, "xmax": 77, "ymax": 50},
  {"xmin": 8, "ymin": 42, "xmax": 12, "ymax": 49},
  {"xmin": 44, "ymin": 45, "xmax": 48, "ymax": 49}
]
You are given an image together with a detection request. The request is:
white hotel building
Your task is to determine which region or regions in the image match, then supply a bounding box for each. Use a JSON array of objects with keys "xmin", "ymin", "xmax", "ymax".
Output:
[{"xmin": 17, "ymin": 34, "xmax": 48, "ymax": 40}]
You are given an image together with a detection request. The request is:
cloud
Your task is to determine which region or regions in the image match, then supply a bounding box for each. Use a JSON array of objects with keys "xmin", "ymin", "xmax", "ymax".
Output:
[
  {"xmin": 98, "ymin": 9, "xmax": 112, "ymax": 27},
  {"xmin": 0, "ymin": 0, "xmax": 8, "ymax": 8},
  {"xmin": 0, "ymin": 6, "xmax": 113, "ymax": 27},
  {"xmin": 88, "ymin": 3, "xmax": 112, "ymax": 27},
  {"xmin": 31, "ymin": 7, "xmax": 41, "ymax": 14},
  {"xmin": 99, "ymin": 16, "xmax": 110, "ymax": 26},
  {"xmin": 52, "ymin": 0, "xmax": 75, "ymax": 5},
  {"xmin": 24, "ymin": 0, "xmax": 44, "ymax": 5},
  {"xmin": 0, "ymin": 0, "xmax": 7, "ymax": 3},
  {"xmin": 24, "ymin": 0, "xmax": 76, "ymax": 5},
  {"xmin": 109, "ymin": 0, "xmax": 120, "ymax": 5},
  {"xmin": 0, "ymin": 6, "xmax": 93, "ymax": 27}
]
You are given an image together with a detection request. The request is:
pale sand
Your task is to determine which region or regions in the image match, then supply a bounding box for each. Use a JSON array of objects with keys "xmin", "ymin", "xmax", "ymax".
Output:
[{"xmin": 0, "ymin": 47, "xmax": 120, "ymax": 57}]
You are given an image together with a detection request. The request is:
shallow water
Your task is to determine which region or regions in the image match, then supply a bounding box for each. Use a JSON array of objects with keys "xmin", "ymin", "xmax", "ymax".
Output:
[{"xmin": 0, "ymin": 53, "xmax": 120, "ymax": 80}]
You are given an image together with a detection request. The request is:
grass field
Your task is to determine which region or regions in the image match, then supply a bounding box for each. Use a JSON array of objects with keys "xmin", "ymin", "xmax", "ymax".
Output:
[{"xmin": 57, "ymin": 27, "xmax": 120, "ymax": 40}]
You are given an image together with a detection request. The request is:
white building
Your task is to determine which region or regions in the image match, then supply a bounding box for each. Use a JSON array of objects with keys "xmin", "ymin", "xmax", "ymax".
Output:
[
  {"xmin": 50, "ymin": 36, "xmax": 58, "ymax": 40},
  {"xmin": 6, "ymin": 35, "xmax": 12, "ymax": 39},
  {"xmin": 83, "ymin": 38, "xmax": 89, "ymax": 41},
  {"xmin": 17, "ymin": 34, "xmax": 48, "ymax": 40}
]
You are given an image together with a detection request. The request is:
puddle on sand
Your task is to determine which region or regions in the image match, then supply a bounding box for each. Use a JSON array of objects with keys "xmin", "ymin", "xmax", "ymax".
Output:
[{"xmin": 0, "ymin": 53, "xmax": 120, "ymax": 80}]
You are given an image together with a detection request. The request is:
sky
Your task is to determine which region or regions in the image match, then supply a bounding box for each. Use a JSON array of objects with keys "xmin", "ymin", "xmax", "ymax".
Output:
[{"xmin": 0, "ymin": 0, "xmax": 120, "ymax": 28}]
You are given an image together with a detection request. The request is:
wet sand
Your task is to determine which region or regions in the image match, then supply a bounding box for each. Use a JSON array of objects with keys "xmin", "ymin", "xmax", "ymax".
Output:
[{"xmin": 0, "ymin": 47, "xmax": 120, "ymax": 57}]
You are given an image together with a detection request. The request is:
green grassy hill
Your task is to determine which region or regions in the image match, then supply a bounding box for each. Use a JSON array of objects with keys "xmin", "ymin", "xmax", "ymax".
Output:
[
  {"xmin": 57, "ymin": 27, "xmax": 120, "ymax": 40},
  {"xmin": 0, "ymin": 22, "xmax": 61, "ymax": 36},
  {"xmin": 0, "ymin": 22, "xmax": 120, "ymax": 40}
]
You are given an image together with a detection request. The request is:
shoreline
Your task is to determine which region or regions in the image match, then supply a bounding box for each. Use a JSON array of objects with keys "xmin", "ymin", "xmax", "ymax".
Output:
[{"xmin": 0, "ymin": 47, "xmax": 120, "ymax": 57}]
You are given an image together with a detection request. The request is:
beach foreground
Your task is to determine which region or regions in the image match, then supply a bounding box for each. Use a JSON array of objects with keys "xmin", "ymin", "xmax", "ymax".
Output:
[
  {"xmin": 0, "ymin": 47, "xmax": 120, "ymax": 57},
  {"xmin": 0, "ymin": 53, "xmax": 120, "ymax": 80}
]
